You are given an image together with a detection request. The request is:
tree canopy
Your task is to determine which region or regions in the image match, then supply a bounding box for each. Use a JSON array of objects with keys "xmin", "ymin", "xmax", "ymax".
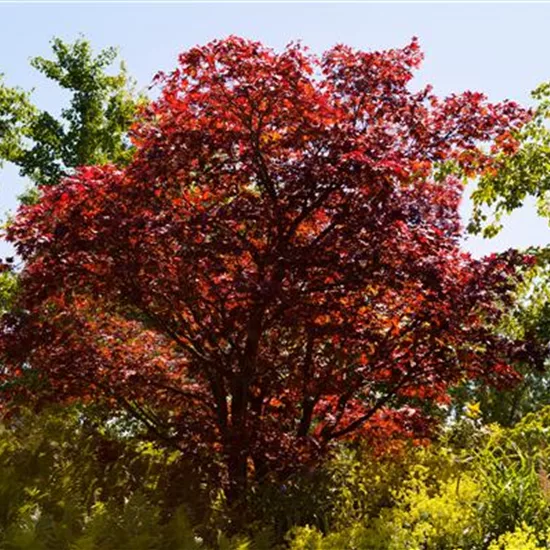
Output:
[
  {"xmin": 470, "ymin": 82, "xmax": 550, "ymax": 237},
  {"xmin": 0, "ymin": 36, "xmax": 544, "ymax": 502},
  {"xmin": 0, "ymin": 37, "xmax": 141, "ymax": 191}
]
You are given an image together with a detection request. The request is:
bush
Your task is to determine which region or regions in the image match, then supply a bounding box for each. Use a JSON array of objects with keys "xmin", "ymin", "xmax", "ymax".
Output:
[
  {"xmin": 288, "ymin": 459, "xmax": 483, "ymax": 550},
  {"xmin": 487, "ymin": 524, "xmax": 547, "ymax": 550},
  {"xmin": 5, "ymin": 404, "xmax": 550, "ymax": 549}
]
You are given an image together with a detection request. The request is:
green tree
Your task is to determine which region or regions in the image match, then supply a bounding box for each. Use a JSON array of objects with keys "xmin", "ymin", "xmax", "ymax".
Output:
[
  {"xmin": 0, "ymin": 37, "xmax": 142, "ymax": 190},
  {"xmin": 470, "ymin": 83, "xmax": 550, "ymax": 237},
  {"xmin": 0, "ymin": 39, "xmax": 146, "ymax": 544},
  {"xmin": 0, "ymin": 36, "xmax": 142, "ymax": 394},
  {"xmin": 465, "ymin": 85, "xmax": 550, "ymax": 425},
  {"xmin": 450, "ymin": 261, "xmax": 550, "ymax": 426}
]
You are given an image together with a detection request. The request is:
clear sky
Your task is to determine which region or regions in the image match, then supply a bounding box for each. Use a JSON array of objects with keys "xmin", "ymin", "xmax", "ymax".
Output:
[{"xmin": 1, "ymin": 1, "xmax": 550, "ymax": 257}]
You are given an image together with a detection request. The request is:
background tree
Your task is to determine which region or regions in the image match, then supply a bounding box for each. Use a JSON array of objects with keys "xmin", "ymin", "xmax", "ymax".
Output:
[
  {"xmin": 470, "ymin": 82, "xmax": 550, "ymax": 238},
  {"xmin": 0, "ymin": 37, "xmax": 141, "ymax": 192},
  {"xmin": 0, "ymin": 38, "xmax": 150, "ymax": 541},
  {"xmin": 463, "ymin": 84, "xmax": 550, "ymax": 425},
  {"xmin": 0, "ymin": 34, "xmax": 144, "ymax": 453},
  {"xmin": 450, "ymin": 261, "xmax": 550, "ymax": 426},
  {"xmin": 0, "ymin": 37, "xmax": 543, "ymax": 505}
]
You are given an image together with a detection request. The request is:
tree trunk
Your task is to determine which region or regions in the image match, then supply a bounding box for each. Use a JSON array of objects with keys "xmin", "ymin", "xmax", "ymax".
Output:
[{"xmin": 225, "ymin": 440, "xmax": 249, "ymax": 530}]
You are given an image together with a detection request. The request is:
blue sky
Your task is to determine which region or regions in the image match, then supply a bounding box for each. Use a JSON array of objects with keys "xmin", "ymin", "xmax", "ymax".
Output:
[{"xmin": 1, "ymin": 1, "xmax": 550, "ymax": 257}]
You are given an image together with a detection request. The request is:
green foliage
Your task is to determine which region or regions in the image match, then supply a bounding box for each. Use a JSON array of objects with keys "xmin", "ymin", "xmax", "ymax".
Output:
[
  {"xmin": 477, "ymin": 439, "xmax": 550, "ymax": 540},
  {"xmin": 464, "ymin": 83, "xmax": 550, "ymax": 428},
  {"xmin": 285, "ymin": 411, "xmax": 550, "ymax": 549},
  {"xmin": 451, "ymin": 260, "xmax": 550, "ymax": 428},
  {"xmin": 287, "ymin": 447, "xmax": 483, "ymax": 550},
  {"xmin": 0, "ymin": 36, "xmax": 142, "ymax": 189},
  {"xmin": 243, "ymin": 443, "xmax": 434, "ymax": 540},
  {"xmin": 0, "ymin": 405, "xmax": 225, "ymax": 549},
  {"xmin": 488, "ymin": 524, "xmax": 548, "ymax": 550},
  {"xmin": 4, "ymin": 404, "xmax": 550, "ymax": 548},
  {"xmin": 0, "ymin": 81, "xmax": 35, "ymax": 169},
  {"xmin": 0, "ymin": 270, "xmax": 17, "ymax": 315},
  {"xmin": 470, "ymin": 82, "xmax": 550, "ymax": 237},
  {"xmin": 478, "ymin": 405, "xmax": 550, "ymax": 541}
]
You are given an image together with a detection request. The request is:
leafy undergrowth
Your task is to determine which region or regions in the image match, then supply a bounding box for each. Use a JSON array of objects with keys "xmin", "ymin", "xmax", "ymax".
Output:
[{"xmin": 3, "ymin": 406, "xmax": 550, "ymax": 549}]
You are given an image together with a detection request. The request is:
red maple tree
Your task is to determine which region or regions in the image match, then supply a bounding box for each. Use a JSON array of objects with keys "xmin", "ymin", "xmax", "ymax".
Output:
[{"xmin": 0, "ymin": 37, "xmax": 540, "ymax": 499}]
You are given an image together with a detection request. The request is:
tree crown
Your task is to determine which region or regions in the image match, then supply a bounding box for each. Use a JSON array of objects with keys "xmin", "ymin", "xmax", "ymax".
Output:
[{"xmin": 0, "ymin": 37, "xmax": 541, "ymax": 494}]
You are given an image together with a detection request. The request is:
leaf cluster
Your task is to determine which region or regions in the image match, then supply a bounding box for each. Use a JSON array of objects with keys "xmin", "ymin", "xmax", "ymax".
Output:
[{"xmin": 0, "ymin": 37, "xmax": 142, "ymax": 189}]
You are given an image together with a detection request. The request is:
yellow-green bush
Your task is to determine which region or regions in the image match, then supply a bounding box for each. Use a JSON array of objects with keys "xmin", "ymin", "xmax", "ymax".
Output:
[
  {"xmin": 288, "ymin": 461, "xmax": 483, "ymax": 550},
  {"xmin": 0, "ymin": 406, "xmax": 219, "ymax": 549},
  {"xmin": 4, "ymin": 405, "xmax": 550, "ymax": 549},
  {"xmin": 487, "ymin": 524, "xmax": 547, "ymax": 550}
]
